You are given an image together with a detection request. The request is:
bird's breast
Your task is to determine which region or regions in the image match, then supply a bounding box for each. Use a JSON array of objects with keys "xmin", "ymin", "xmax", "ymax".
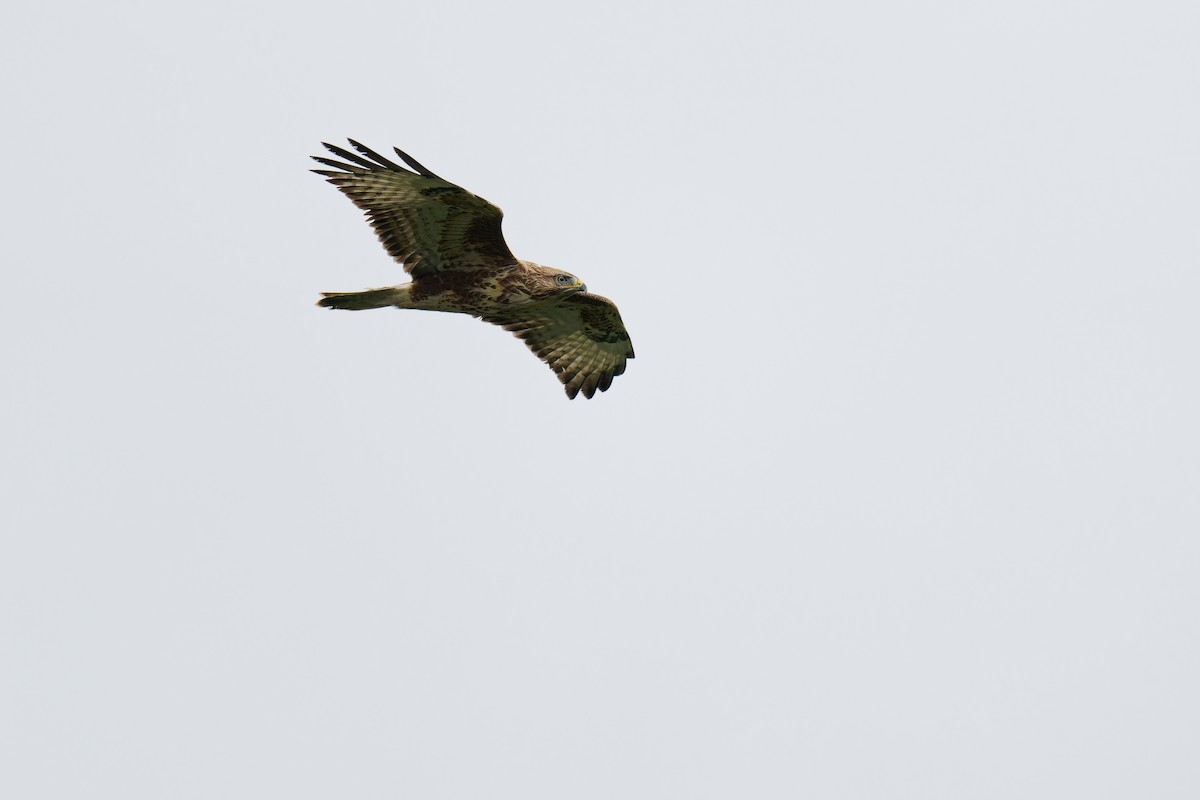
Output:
[{"xmin": 410, "ymin": 270, "xmax": 530, "ymax": 315}]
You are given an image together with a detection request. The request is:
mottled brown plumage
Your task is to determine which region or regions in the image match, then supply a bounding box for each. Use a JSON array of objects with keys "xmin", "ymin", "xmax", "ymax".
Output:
[{"xmin": 312, "ymin": 140, "xmax": 633, "ymax": 399}]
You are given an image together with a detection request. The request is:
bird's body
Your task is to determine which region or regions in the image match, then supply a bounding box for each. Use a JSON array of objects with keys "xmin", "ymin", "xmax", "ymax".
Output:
[
  {"xmin": 323, "ymin": 261, "xmax": 574, "ymax": 315},
  {"xmin": 312, "ymin": 140, "xmax": 633, "ymax": 399}
]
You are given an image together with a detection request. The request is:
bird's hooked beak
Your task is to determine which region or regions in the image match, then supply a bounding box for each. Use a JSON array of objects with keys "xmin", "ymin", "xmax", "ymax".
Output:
[{"xmin": 575, "ymin": 278, "xmax": 587, "ymax": 292}]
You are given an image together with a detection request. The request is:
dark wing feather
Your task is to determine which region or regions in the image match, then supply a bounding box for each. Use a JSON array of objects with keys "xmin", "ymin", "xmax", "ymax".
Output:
[
  {"xmin": 311, "ymin": 140, "xmax": 518, "ymax": 277},
  {"xmin": 484, "ymin": 293, "xmax": 634, "ymax": 399}
]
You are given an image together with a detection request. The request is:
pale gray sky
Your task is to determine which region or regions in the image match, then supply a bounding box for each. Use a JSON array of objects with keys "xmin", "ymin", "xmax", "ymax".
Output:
[{"xmin": 3, "ymin": 0, "xmax": 1198, "ymax": 797}]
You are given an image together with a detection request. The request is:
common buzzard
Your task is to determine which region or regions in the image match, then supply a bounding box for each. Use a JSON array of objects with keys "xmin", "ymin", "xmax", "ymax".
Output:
[{"xmin": 312, "ymin": 140, "xmax": 634, "ymax": 399}]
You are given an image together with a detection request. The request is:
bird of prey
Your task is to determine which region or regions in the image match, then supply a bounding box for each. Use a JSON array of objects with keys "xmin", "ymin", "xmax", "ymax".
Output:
[{"xmin": 311, "ymin": 140, "xmax": 634, "ymax": 399}]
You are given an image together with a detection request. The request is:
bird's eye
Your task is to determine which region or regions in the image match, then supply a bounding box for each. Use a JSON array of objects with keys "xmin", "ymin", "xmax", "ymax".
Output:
[{"xmin": 556, "ymin": 275, "xmax": 570, "ymax": 285}]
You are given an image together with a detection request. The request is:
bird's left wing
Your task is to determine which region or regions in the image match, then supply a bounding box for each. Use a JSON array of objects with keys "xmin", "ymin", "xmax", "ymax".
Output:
[
  {"xmin": 483, "ymin": 293, "xmax": 634, "ymax": 399},
  {"xmin": 311, "ymin": 140, "xmax": 518, "ymax": 277}
]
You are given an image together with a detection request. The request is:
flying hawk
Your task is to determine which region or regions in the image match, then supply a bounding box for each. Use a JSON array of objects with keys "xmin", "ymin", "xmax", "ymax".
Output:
[{"xmin": 311, "ymin": 140, "xmax": 634, "ymax": 399}]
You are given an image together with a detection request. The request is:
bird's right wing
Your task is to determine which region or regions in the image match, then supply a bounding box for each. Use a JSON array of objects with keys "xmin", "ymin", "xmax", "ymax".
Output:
[
  {"xmin": 312, "ymin": 140, "xmax": 518, "ymax": 277},
  {"xmin": 483, "ymin": 293, "xmax": 634, "ymax": 399}
]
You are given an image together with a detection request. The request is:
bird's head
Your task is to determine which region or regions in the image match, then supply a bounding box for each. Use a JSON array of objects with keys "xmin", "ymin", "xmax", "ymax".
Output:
[{"xmin": 530, "ymin": 264, "xmax": 587, "ymax": 298}]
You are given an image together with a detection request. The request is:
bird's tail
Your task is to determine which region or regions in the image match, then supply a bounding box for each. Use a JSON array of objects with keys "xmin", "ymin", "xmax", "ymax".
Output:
[{"xmin": 316, "ymin": 286, "xmax": 403, "ymax": 311}]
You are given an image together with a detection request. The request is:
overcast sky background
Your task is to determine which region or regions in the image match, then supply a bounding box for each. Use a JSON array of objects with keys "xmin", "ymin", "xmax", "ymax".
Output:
[{"xmin": 3, "ymin": 0, "xmax": 1198, "ymax": 797}]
